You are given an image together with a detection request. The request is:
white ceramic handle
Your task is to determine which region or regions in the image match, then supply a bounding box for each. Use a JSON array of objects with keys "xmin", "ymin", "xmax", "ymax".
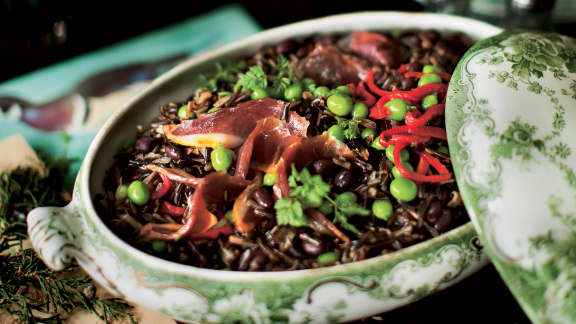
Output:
[{"xmin": 27, "ymin": 203, "xmax": 81, "ymax": 271}]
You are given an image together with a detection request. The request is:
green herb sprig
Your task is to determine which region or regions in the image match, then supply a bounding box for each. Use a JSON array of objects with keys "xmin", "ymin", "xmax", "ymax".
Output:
[
  {"xmin": 0, "ymin": 153, "xmax": 135, "ymax": 324},
  {"xmin": 335, "ymin": 117, "xmax": 362, "ymax": 140},
  {"xmin": 274, "ymin": 164, "xmax": 369, "ymax": 233}
]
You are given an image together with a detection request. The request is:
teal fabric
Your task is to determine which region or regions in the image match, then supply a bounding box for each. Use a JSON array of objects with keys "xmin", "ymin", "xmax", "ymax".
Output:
[{"xmin": 0, "ymin": 5, "xmax": 260, "ymax": 183}]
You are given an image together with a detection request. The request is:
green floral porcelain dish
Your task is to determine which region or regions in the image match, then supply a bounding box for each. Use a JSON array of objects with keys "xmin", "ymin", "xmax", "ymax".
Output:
[
  {"xmin": 27, "ymin": 12, "xmax": 502, "ymax": 323},
  {"xmin": 446, "ymin": 31, "xmax": 576, "ymax": 324}
]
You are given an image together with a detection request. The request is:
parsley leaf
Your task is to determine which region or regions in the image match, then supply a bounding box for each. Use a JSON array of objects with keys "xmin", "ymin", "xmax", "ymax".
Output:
[
  {"xmin": 235, "ymin": 65, "xmax": 268, "ymax": 92},
  {"xmin": 288, "ymin": 165, "xmax": 330, "ymax": 208},
  {"xmin": 336, "ymin": 117, "xmax": 362, "ymax": 140},
  {"xmin": 275, "ymin": 197, "xmax": 307, "ymax": 227},
  {"xmin": 329, "ymin": 193, "xmax": 370, "ymax": 234},
  {"xmin": 196, "ymin": 60, "xmax": 246, "ymax": 90},
  {"xmin": 276, "ymin": 54, "xmax": 294, "ymax": 79}
]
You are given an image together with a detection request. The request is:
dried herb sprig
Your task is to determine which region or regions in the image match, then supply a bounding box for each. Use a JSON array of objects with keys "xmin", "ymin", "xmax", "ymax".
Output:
[{"xmin": 0, "ymin": 152, "xmax": 135, "ymax": 324}]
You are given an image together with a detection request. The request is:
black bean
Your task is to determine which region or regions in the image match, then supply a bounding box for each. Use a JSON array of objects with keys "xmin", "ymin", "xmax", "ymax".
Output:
[
  {"xmin": 311, "ymin": 159, "xmax": 335, "ymax": 177},
  {"xmin": 276, "ymin": 39, "xmax": 296, "ymax": 54},
  {"xmin": 253, "ymin": 188, "xmax": 274, "ymax": 209},
  {"xmin": 434, "ymin": 209, "xmax": 453, "ymax": 232},
  {"xmin": 249, "ymin": 249, "xmax": 267, "ymax": 271},
  {"xmin": 406, "ymin": 61, "xmax": 422, "ymax": 72},
  {"xmin": 135, "ymin": 136, "xmax": 155, "ymax": 153},
  {"xmin": 425, "ymin": 199, "xmax": 443, "ymax": 223},
  {"xmin": 334, "ymin": 169, "xmax": 354, "ymax": 190},
  {"xmin": 165, "ymin": 144, "xmax": 183, "ymax": 161},
  {"xmin": 399, "ymin": 77, "xmax": 417, "ymax": 91},
  {"xmin": 299, "ymin": 233, "xmax": 327, "ymax": 257}
]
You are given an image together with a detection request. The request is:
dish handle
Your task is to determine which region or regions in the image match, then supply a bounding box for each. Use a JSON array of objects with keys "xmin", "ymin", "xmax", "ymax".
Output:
[{"xmin": 27, "ymin": 202, "xmax": 83, "ymax": 271}]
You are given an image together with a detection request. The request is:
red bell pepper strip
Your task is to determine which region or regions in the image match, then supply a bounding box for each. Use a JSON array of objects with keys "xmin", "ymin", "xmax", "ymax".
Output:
[
  {"xmin": 188, "ymin": 224, "xmax": 234, "ymax": 240},
  {"xmin": 356, "ymin": 82, "xmax": 377, "ymax": 107},
  {"xmin": 420, "ymin": 151, "xmax": 450, "ymax": 176},
  {"xmin": 369, "ymin": 96, "xmax": 392, "ymax": 119},
  {"xmin": 379, "ymin": 125, "xmax": 447, "ymax": 140},
  {"xmin": 416, "ymin": 154, "xmax": 430, "ymax": 175},
  {"xmin": 405, "ymin": 104, "xmax": 445, "ymax": 127},
  {"xmin": 379, "ymin": 134, "xmax": 431, "ymax": 147},
  {"xmin": 150, "ymin": 173, "xmax": 171, "ymax": 200},
  {"xmin": 404, "ymin": 71, "xmax": 452, "ymax": 82},
  {"xmin": 397, "ymin": 63, "xmax": 411, "ymax": 74},
  {"xmin": 393, "ymin": 143, "xmax": 451, "ymax": 182},
  {"xmin": 404, "ymin": 110, "xmax": 422, "ymax": 125},
  {"xmin": 365, "ymin": 69, "xmax": 390, "ymax": 96},
  {"xmin": 160, "ymin": 200, "xmax": 186, "ymax": 217}
]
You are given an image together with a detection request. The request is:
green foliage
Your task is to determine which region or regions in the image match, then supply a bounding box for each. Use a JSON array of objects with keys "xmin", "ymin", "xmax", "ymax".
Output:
[
  {"xmin": 335, "ymin": 117, "xmax": 362, "ymax": 140},
  {"xmin": 0, "ymin": 153, "xmax": 134, "ymax": 324},
  {"xmin": 288, "ymin": 165, "xmax": 330, "ymax": 209},
  {"xmin": 274, "ymin": 198, "xmax": 307, "ymax": 227},
  {"xmin": 235, "ymin": 65, "xmax": 268, "ymax": 93},
  {"xmin": 196, "ymin": 60, "xmax": 246, "ymax": 90},
  {"xmin": 491, "ymin": 119, "xmax": 538, "ymax": 161}
]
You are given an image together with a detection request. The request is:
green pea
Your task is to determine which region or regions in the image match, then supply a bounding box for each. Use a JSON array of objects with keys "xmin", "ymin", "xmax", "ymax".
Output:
[
  {"xmin": 225, "ymin": 210, "xmax": 234, "ymax": 223},
  {"xmin": 372, "ymin": 200, "xmax": 393, "ymax": 220},
  {"xmin": 352, "ymin": 102, "xmax": 369, "ymax": 118},
  {"xmin": 326, "ymin": 94, "xmax": 354, "ymax": 116},
  {"xmin": 115, "ymin": 184, "xmax": 128, "ymax": 200},
  {"xmin": 151, "ymin": 240, "xmax": 168, "ymax": 253},
  {"xmin": 314, "ymin": 86, "xmax": 331, "ymax": 97},
  {"xmin": 332, "ymin": 85, "xmax": 352, "ymax": 95},
  {"xmin": 371, "ymin": 139, "xmax": 386, "ymax": 151},
  {"xmin": 207, "ymin": 107, "xmax": 221, "ymax": 113},
  {"xmin": 317, "ymin": 251, "xmax": 337, "ymax": 265},
  {"xmin": 361, "ymin": 128, "xmax": 377, "ymax": 140},
  {"xmin": 423, "ymin": 64, "xmax": 442, "ymax": 73},
  {"xmin": 318, "ymin": 201, "xmax": 333, "ymax": 215},
  {"xmin": 177, "ymin": 105, "xmax": 196, "ymax": 120},
  {"xmin": 422, "ymin": 93, "xmax": 438, "ymax": 110},
  {"xmin": 390, "ymin": 178, "xmax": 418, "ymax": 202},
  {"xmin": 327, "ymin": 125, "xmax": 346, "ymax": 142},
  {"xmin": 127, "ymin": 180, "xmax": 150, "ymax": 206},
  {"xmin": 392, "ymin": 163, "xmax": 414, "ymax": 178},
  {"xmin": 284, "ymin": 85, "xmax": 303, "ymax": 102},
  {"xmin": 251, "ymin": 88, "xmax": 269, "ymax": 99},
  {"xmin": 386, "ymin": 145, "xmax": 410, "ymax": 162},
  {"xmin": 263, "ymin": 173, "xmax": 277, "ymax": 186},
  {"xmin": 418, "ymin": 73, "xmax": 442, "ymax": 86},
  {"xmin": 336, "ymin": 192, "xmax": 358, "ymax": 205},
  {"xmin": 384, "ymin": 99, "xmax": 408, "ymax": 121},
  {"xmin": 211, "ymin": 143, "xmax": 234, "ymax": 171},
  {"xmin": 438, "ymin": 146, "xmax": 449, "ymax": 154}
]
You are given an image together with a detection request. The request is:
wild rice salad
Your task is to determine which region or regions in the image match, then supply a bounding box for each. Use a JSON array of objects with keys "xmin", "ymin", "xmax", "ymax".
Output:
[{"xmin": 96, "ymin": 30, "xmax": 472, "ymax": 271}]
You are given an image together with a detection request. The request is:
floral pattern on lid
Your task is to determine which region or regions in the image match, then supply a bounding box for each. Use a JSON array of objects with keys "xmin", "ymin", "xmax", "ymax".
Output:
[{"xmin": 446, "ymin": 31, "xmax": 576, "ymax": 324}]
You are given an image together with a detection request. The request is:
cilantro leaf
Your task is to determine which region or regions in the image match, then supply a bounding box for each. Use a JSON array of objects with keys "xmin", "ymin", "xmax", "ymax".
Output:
[
  {"xmin": 270, "ymin": 76, "xmax": 291, "ymax": 99},
  {"xmin": 276, "ymin": 54, "xmax": 294, "ymax": 79},
  {"xmin": 235, "ymin": 65, "xmax": 268, "ymax": 92},
  {"xmin": 275, "ymin": 198, "xmax": 307, "ymax": 227},
  {"xmin": 329, "ymin": 194, "xmax": 370, "ymax": 234}
]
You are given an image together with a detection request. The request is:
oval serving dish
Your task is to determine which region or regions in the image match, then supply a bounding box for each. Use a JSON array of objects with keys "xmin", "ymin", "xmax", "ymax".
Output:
[{"xmin": 27, "ymin": 12, "xmax": 502, "ymax": 323}]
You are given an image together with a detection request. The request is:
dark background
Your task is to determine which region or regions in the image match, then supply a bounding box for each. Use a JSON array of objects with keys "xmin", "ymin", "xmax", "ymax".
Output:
[{"xmin": 0, "ymin": 1, "xmax": 538, "ymax": 323}]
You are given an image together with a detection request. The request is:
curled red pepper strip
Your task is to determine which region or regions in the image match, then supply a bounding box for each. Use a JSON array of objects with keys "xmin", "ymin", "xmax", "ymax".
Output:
[
  {"xmin": 365, "ymin": 69, "xmax": 390, "ymax": 96},
  {"xmin": 404, "ymin": 71, "xmax": 452, "ymax": 82},
  {"xmin": 160, "ymin": 200, "xmax": 186, "ymax": 218},
  {"xmin": 369, "ymin": 96, "xmax": 392, "ymax": 119},
  {"xmin": 379, "ymin": 134, "xmax": 431, "ymax": 147},
  {"xmin": 416, "ymin": 154, "xmax": 430, "ymax": 175},
  {"xmin": 188, "ymin": 224, "xmax": 234, "ymax": 240},
  {"xmin": 394, "ymin": 143, "xmax": 451, "ymax": 182},
  {"xmin": 356, "ymin": 82, "xmax": 377, "ymax": 107},
  {"xmin": 379, "ymin": 125, "xmax": 447, "ymax": 140},
  {"xmin": 405, "ymin": 104, "xmax": 445, "ymax": 127},
  {"xmin": 404, "ymin": 110, "xmax": 422, "ymax": 125},
  {"xmin": 150, "ymin": 173, "xmax": 171, "ymax": 200},
  {"xmin": 420, "ymin": 151, "xmax": 450, "ymax": 176},
  {"xmin": 397, "ymin": 63, "xmax": 411, "ymax": 74},
  {"xmin": 347, "ymin": 83, "xmax": 356, "ymax": 94}
]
